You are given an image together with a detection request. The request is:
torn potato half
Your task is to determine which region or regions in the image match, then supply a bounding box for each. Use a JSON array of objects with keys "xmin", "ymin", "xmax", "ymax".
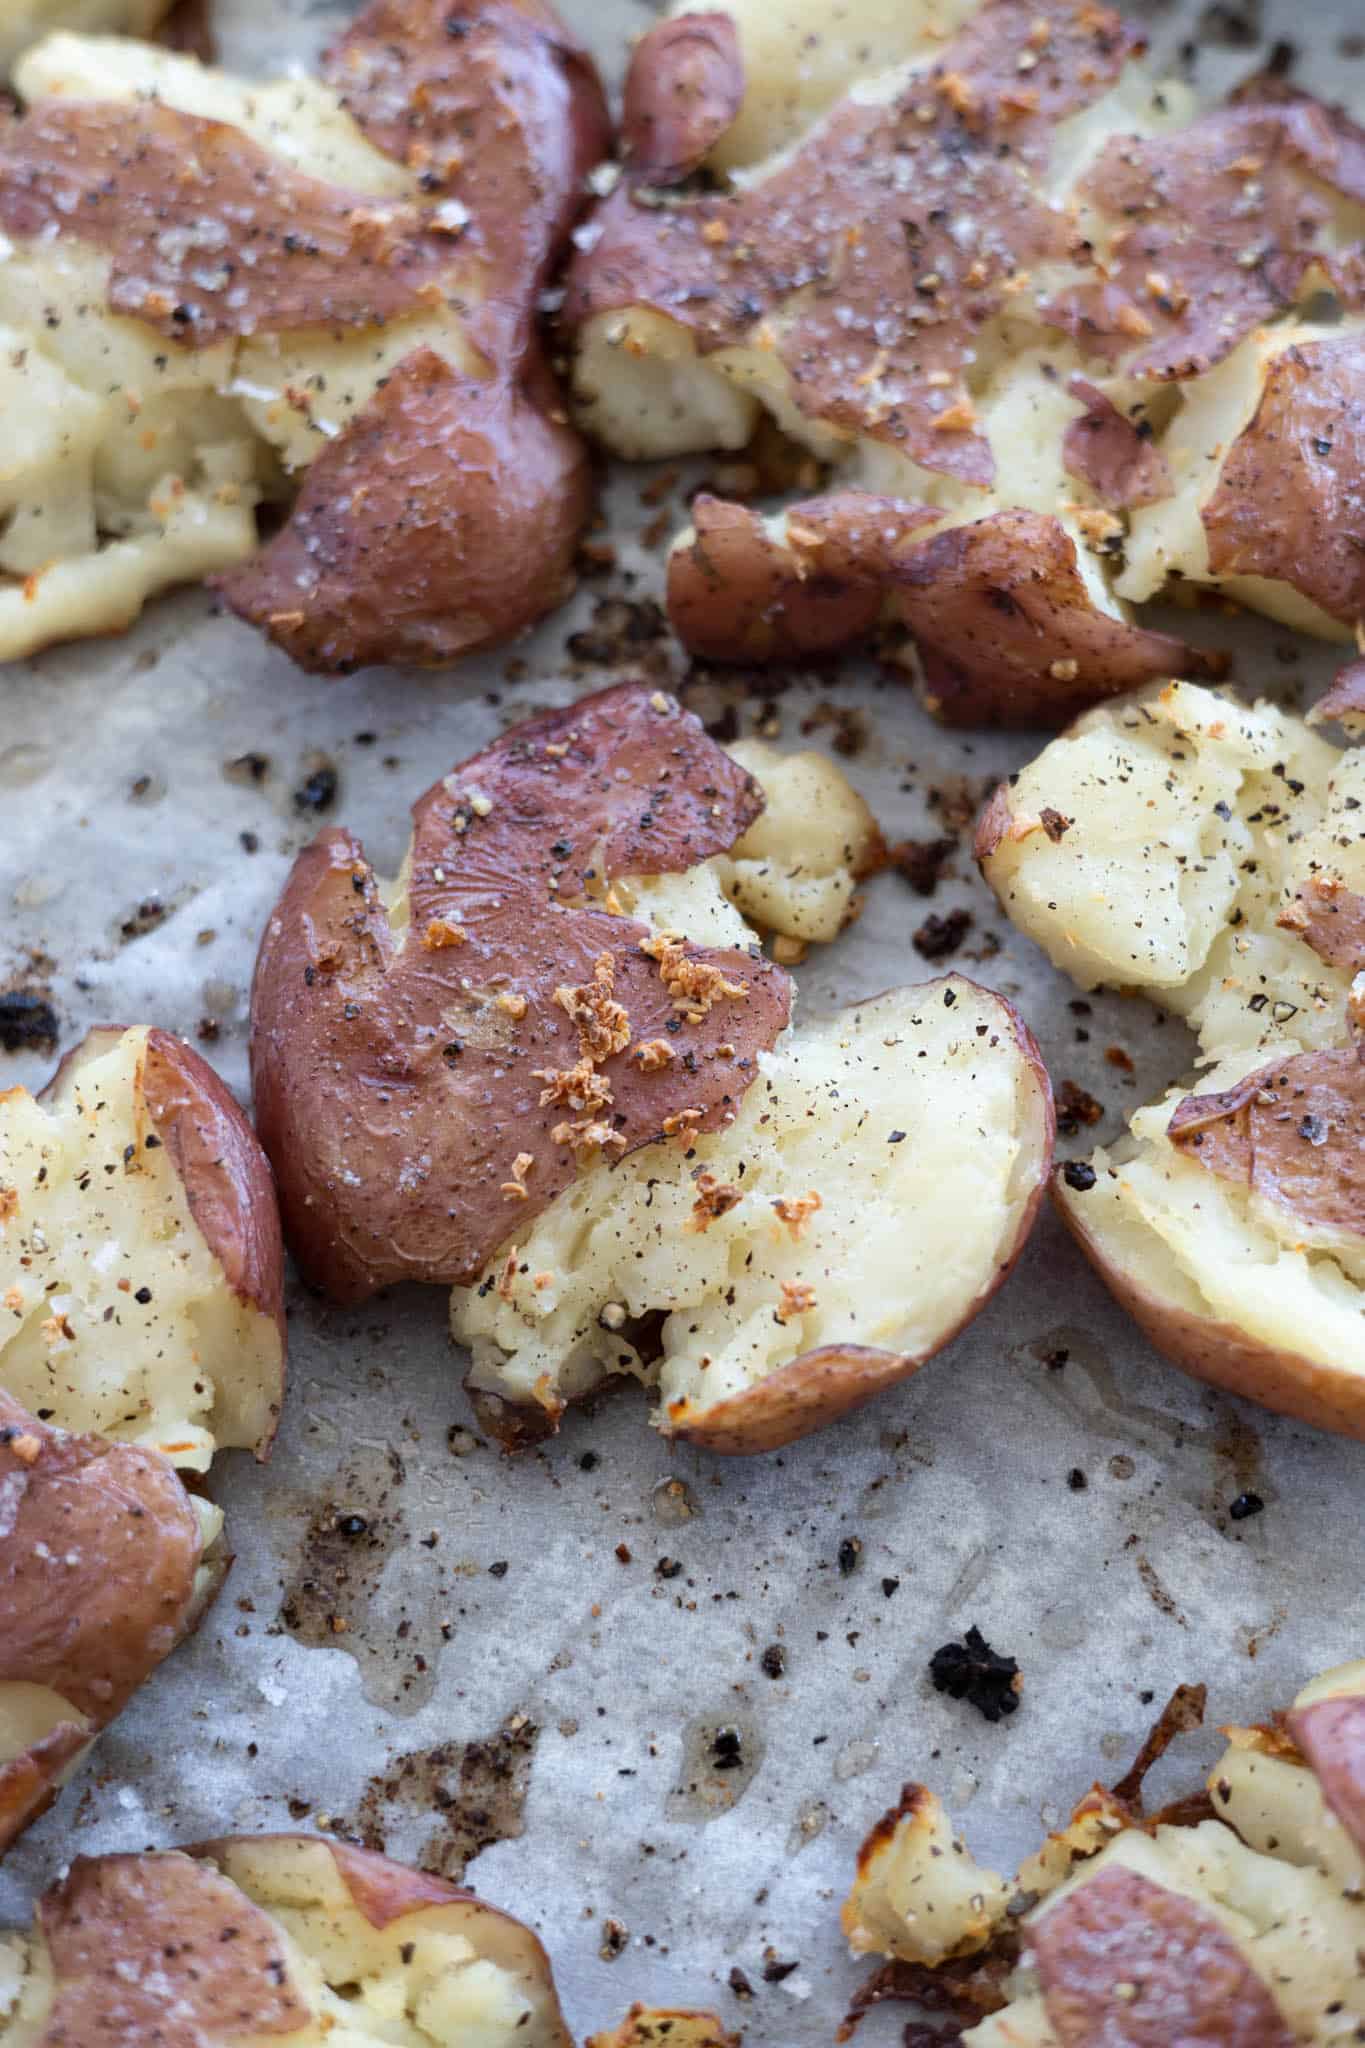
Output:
[
  {"xmin": 568, "ymin": 0, "xmax": 1363, "ymax": 697},
  {"xmin": 979, "ymin": 679, "xmax": 1365, "ymax": 1437},
  {"xmin": 0, "ymin": 1835, "xmax": 572, "ymax": 2046},
  {"xmin": 0, "ymin": 2, "xmax": 607, "ymax": 668},
  {"xmin": 0, "ymin": 2, "xmax": 172, "ymax": 76},
  {"xmin": 0, "ymin": 1391, "xmax": 223, "ymax": 1856},
  {"xmin": 844, "ymin": 1663, "xmax": 1365, "ymax": 2046},
  {"xmin": 250, "ymin": 680, "xmax": 1053, "ymax": 1453},
  {"xmin": 1, "ymin": 1024, "xmax": 285, "ymax": 1470}
]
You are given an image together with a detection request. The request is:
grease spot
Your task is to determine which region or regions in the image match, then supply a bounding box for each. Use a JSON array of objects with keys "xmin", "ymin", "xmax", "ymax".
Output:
[
  {"xmin": 344, "ymin": 1715, "xmax": 539, "ymax": 1879},
  {"xmin": 667, "ymin": 1714, "xmax": 764, "ymax": 1820}
]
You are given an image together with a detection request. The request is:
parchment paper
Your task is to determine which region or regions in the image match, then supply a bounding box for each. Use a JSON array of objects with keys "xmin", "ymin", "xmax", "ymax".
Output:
[{"xmin": 1, "ymin": 1, "xmax": 1363, "ymax": 2039}]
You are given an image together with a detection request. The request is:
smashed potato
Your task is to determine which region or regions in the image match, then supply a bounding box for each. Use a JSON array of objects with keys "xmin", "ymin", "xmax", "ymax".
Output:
[
  {"xmin": 0, "ymin": 1, "xmax": 170, "ymax": 76},
  {"xmin": 0, "ymin": 1025, "xmax": 283, "ymax": 1848},
  {"xmin": 980, "ymin": 680, "xmax": 1365, "ymax": 1436},
  {"xmin": 252, "ymin": 682, "xmax": 1053, "ymax": 1453},
  {"xmin": 844, "ymin": 1662, "xmax": 1365, "ymax": 2046},
  {"xmin": 0, "ymin": 1836, "xmax": 572, "ymax": 2046},
  {"xmin": 567, "ymin": 0, "xmax": 1364, "ymax": 703},
  {"xmin": 0, "ymin": 1, "xmax": 607, "ymax": 667}
]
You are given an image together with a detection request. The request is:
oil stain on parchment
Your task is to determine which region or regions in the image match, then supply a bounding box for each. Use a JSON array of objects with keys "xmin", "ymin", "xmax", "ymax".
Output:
[
  {"xmin": 667, "ymin": 1713, "xmax": 766, "ymax": 1821},
  {"xmin": 343, "ymin": 1715, "xmax": 540, "ymax": 1880}
]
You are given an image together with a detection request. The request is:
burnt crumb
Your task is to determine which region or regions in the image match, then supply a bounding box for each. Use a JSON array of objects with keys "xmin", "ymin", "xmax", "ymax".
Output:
[
  {"xmin": 225, "ymin": 750, "xmax": 270, "ymax": 786},
  {"xmin": 655, "ymin": 1556, "xmax": 684, "ymax": 1580},
  {"xmin": 761, "ymin": 1950, "xmax": 799, "ymax": 1984},
  {"xmin": 1040, "ymin": 807, "xmax": 1072, "ymax": 843},
  {"xmin": 196, "ymin": 1017, "xmax": 220, "ymax": 1044},
  {"xmin": 882, "ymin": 1576, "xmax": 901, "ymax": 1598},
  {"xmin": 711, "ymin": 1726, "xmax": 745, "ymax": 1771},
  {"xmin": 1056, "ymin": 1080, "xmax": 1103, "ymax": 1137},
  {"xmin": 488, "ymin": 1559, "xmax": 510, "ymax": 1578},
  {"xmin": 929, "ymin": 1627, "xmax": 1022, "ymax": 1723},
  {"xmin": 890, "ymin": 836, "xmax": 956, "ymax": 896},
  {"xmin": 801, "ymin": 700, "xmax": 867, "ymax": 757},
  {"xmin": 599, "ymin": 1918, "xmax": 629, "ymax": 1960},
  {"xmin": 566, "ymin": 596, "xmax": 668, "ymax": 667},
  {"xmin": 1067, "ymin": 1468, "xmax": 1088, "ymax": 1492},
  {"xmin": 120, "ymin": 897, "xmax": 167, "ymax": 942},
  {"xmin": 1062, "ymin": 1161, "xmax": 1098, "ymax": 1193},
  {"xmin": 728, "ymin": 1967, "xmax": 755, "ymax": 2001},
  {"xmin": 1105, "ymin": 1045, "xmax": 1136, "ymax": 1075},
  {"xmin": 913, "ymin": 909, "xmax": 972, "ymax": 962},
  {"xmin": 760, "ymin": 1643, "xmax": 787, "ymax": 1678},
  {"xmin": 578, "ymin": 1450, "xmax": 600, "ymax": 1471},
  {"xmin": 239, "ymin": 831, "xmax": 260, "ymax": 855},
  {"xmin": 293, "ymin": 762, "xmax": 339, "ymax": 814},
  {"xmin": 0, "ymin": 990, "xmax": 58, "ymax": 1054},
  {"xmin": 838, "ymin": 1536, "xmax": 863, "ymax": 1576},
  {"xmin": 1228, "ymin": 1491, "xmax": 1265, "ymax": 1522}
]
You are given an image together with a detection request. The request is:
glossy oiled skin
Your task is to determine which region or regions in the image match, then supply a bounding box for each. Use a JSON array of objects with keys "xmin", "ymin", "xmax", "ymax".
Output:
[
  {"xmin": 1288, "ymin": 1695, "xmax": 1365, "ymax": 1853},
  {"xmin": 251, "ymin": 683, "xmax": 792, "ymax": 1302},
  {"xmin": 1168, "ymin": 1049, "xmax": 1365, "ymax": 1239}
]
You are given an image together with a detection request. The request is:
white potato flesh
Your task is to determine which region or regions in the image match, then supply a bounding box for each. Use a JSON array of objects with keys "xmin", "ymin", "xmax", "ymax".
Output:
[
  {"xmin": 1211, "ymin": 1744, "xmax": 1365, "ymax": 1899},
  {"xmin": 1055, "ymin": 1051, "xmax": 1365, "ymax": 1378},
  {"xmin": 982, "ymin": 681, "xmax": 1359, "ymax": 1060},
  {"xmin": 842, "ymin": 1787, "xmax": 1011, "ymax": 1966},
  {"xmin": 0, "ymin": 37, "xmax": 482, "ymax": 660},
  {"xmin": 0, "ymin": 1029, "xmax": 271, "ymax": 1470},
  {"xmin": 1120, "ymin": 319, "xmax": 1364, "ymax": 643},
  {"xmin": 712, "ymin": 741, "xmax": 882, "ymax": 942},
  {"xmin": 455, "ymin": 975, "xmax": 1045, "ymax": 1425},
  {"xmin": 0, "ymin": 1, "xmax": 167, "ymax": 77},
  {"xmin": 970, "ymin": 1821, "xmax": 1365, "ymax": 2046}
]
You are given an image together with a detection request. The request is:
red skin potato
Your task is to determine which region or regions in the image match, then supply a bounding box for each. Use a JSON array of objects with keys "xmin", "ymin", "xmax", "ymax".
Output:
[
  {"xmin": 620, "ymin": 13, "xmax": 744, "ymax": 181},
  {"xmin": 1286, "ymin": 1692, "xmax": 1365, "ymax": 1854}
]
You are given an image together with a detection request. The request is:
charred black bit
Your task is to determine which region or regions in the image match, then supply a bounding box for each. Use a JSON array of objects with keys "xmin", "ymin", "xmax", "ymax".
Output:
[
  {"xmin": 881, "ymin": 1577, "xmax": 900, "ymax": 1598},
  {"xmin": 761, "ymin": 1950, "xmax": 799, "ymax": 1984},
  {"xmin": 579, "ymin": 1450, "xmax": 600, "ymax": 1471},
  {"xmin": 0, "ymin": 991, "xmax": 58, "ymax": 1054},
  {"xmin": 655, "ymin": 1556, "xmax": 683, "ymax": 1580},
  {"xmin": 488, "ymin": 1559, "xmax": 510, "ymax": 1577},
  {"xmin": 1056, "ymin": 1080, "xmax": 1104, "ymax": 1136},
  {"xmin": 1067, "ymin": 1468, "xmax": 1088, "ymax": 1492},
  {"xmin": 1228, "ymin": 1491, "xmax": 1265, "ymax": 1521},
  {"xmin": 838, "ymin": 1536, "xmax": 863, "ymax": 1576},
  {"xmin": 728, "ymin": 1967, "xmax": 755, "ymax": 2001},
  {"xmin": 760, "ymin": 1643, "xmax": 787, "ymax": 1677},
  {"xmin": 599, "ymin": 1918, "xmax": 629, "ymax": 1960},
  {"xmin": 929, "ymin": 1626, "xmax": 1022, "ymax": 1723},
  {"xmin": 293, "ymin": 763, "xmax": 339, "ymax": 813},
  {"xmin": 711, "ymin": 1725, "xmax": 744, "ymax": 1770},
  {"xmin": 913, "ymin": 908, "xmax": 972, "ymax": 961},
  {"xmin": 891, "ymin": 837, "xmax": 956, "ymax": 896},
  {"xmin": 1063, "ymin": 1161, "xmax": 1098, "ymax": 1192}
]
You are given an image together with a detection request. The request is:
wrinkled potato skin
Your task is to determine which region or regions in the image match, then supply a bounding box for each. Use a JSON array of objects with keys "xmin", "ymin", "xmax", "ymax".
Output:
[
  {"xmin": 667, "ymin": 984, "xmax": 1054, "ymax": 1454},
  {"xmin": 1054, "ymin": 1170, "xmax": 1365, "ymax": 1441},
  {"xmin": 621, "ymin": 14, "xmax": 744, "ymax": 180}
]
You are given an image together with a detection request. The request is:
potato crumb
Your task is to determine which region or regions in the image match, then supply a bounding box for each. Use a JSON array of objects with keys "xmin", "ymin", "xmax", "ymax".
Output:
[
  {"xmin": 772, "ymin": 934, "xmax": 808, "ymax": 966},
  {"xmin": 496, "ymin": 991, "xmax": 528, "ymax": 1020},
  {"xmin": 422, "ymin": 918, "xmax": 468, "ymax": 950},
  {"xmin": 772, "ymin": 1190, "xmax": 823, "ymax": 1240},
  {"xmin": 687, "ymin": 1172, "xmax": 745, "ymax": 1232},
  {"xmin": 775, "ymin": 1280, "xmax": 818, "ymax": 1323},
  {"xmin": 555, "ymin": 953, "xmax": 631, "ymax": 1061}
]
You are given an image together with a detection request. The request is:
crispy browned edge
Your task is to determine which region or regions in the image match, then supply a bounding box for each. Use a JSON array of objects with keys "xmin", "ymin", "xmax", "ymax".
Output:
[
  {"xmin": 664, "ymin": 980, "xmax": 1056, "ymax": 1454},
  {"xmin": 1053, "ymin": 1168, "xmax": 1365, "ymax": 1441},
  {"xmin": 588, "ymin": 2008, "xmax": 741, "ymax": 2048},
  {"xmin": 37, "ymin": 1024, "xmax": 286, "ymax": 1458}
]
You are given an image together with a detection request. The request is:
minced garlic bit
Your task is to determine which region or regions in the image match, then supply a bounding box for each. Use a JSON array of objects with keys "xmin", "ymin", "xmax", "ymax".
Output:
[
  {"xmin": 555, "ymin": 952, "xmax": 631, "ymax": 1061},
  {"xmin": 775, "ymin": 1280, "xmax": 818, "ymax": 1324},
  {"xmin": 634, "ymin": 1038, "xmax": 675, "ymax": 1072},
  {"xmin": 551, "ymin": 1116, "xmax": 627, "ymax": 1157},
  {"xmin": 687, "ymin": 1171, "xmax": 745, "ymax": 1233},
  {"xmin": 422, "ymin": 917, "xmax": 468, "ymax": 950},
  {"xmin": 662, "ymin": 1107, "xmax": 705, "ymax": 1143},
  {"xmin": 535, "ymin": 1056, "xmax": 613, "ymax": 1115},
  {"xmin": 497, "ymin": 1247, "xmax": 520, "ymax": 1302},
  {"xmin": 772, "ymin": 1190, "xmax": 822, "ymax": 1241},
  {"xmin": 496, "ymin": 990, "xmax": 528, "ymax": 1020},
  {"xmin": 641, "ymin": 930, "xmax": 748, "ymax": 1021},
  {"xmin": 500, "ymin": 1152, "xmax": 535, "ymax": 1202}
]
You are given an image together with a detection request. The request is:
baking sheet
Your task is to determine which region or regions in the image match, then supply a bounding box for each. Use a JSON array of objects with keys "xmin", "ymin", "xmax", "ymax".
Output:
[{"xmin": 2, "ymin": 0, "xmax": 1364, "ymax": 2037}]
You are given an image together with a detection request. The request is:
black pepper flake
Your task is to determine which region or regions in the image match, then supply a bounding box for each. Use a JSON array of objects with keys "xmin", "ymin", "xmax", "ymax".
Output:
[
  {"xmin": 579, "ymin": 1450, "xmax": 599, "ymax": 1471},
  {"xmin": 837, "ymin": 1537, "xmax": 863, "ymax": 1575},
  {"xmin": 943, "ymin": 988, "xmax": 957, "ymax": 1007},
  {"xmin": 761, "ymin": 1952, "xmax": 799, "ymax": 1983},
  {"xmin": 488, "ymin": 1559, "xmax": 510, "ymax": 1577},
  {"xmin": 728, "ymin": 1967, "xmax": 754, "ymax": 2001},
  {"xmin": 1062, "ymin": 1161, "xmax": 1097, "ymax": 1192},
  {"xmin": 711, "ymin": 1726, "xmax": 744, "ymax": 1770},
  {"xmin": 929, "ymin": 1626, "xmax": 1022, "ymax": 1722},
  {"xmin": 887, "ymin": 1130, "xmax": 907, "ymax": 1145},
  {"xmin": 293, "ymin": 764, "xmax": 339, "ymax": 814},
  {"xmin": 655, "ymin": 1557, "xmax": 683, "ymax": 1580},
  {"xmin": 1228, "ymin": 1491, "xmax": 1265, "ymax": 1522},
  {"xmin": 881, "ymin": 1576, "xmax": 900, "ymax": 1598},
  {"xmin": 133, "ymin": 1287, "xmax": 153, "ymax": 1305},
  {"xmin": 1298, "ymin": 1114, "xmax": 1328, "ymax": 1146},
  {"xmin": 760, "ymin": 1643, "xmax": 786, "ymax": 1677},
  {"xmin": 1067, "ymin": 1468, "xmax": 1088, "ymax": 1492}
]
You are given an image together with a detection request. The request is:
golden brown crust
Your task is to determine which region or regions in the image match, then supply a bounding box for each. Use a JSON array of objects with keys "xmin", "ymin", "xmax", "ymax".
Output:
[
  {"xmin": 0, "ymin": 1391, "xmax": 211, "ymax": 1853},
  {"xmin": 216, "ymin": 348, "xmax": 592, "ymax": 674},
  {"xmin": 1042, "ymin": 107, "xmax": 1365, "ymax": 380},
  {"xmin": 1168, "ymin": 1047, "xmax": 1365, "ymax": 1241},
  {"xmin": 666, "ymin": 492, "xmax": 937, "ymax": 664},
  {"xmin": 251, "ymin": 683, "xmax": 792, "ymax": 1303},
  {"xmin": 621, "ymin": 13, "xmax": 744, "ymax": 182},
  {"xmin": 566, "ymin": 0, "xmax": 1141, "ymax": 483},
  {"xmin": 1027, "ymin": 1862, "xmax": 1295, "ymax": 2047},
  {"xmin": 37, "ymin": 1853, "xmax": 310, "ymax": 2043},
  {"xmin": 666, "ymin": 983, "xmax": 1054, "ymax": 1454},
  {"xmin": 1285, "ymin": 1694, "xmax": 1365, "ymax": 1854},
  {"xmin": 1202, "ymin": 332, "xmax": 1365, "ymax": 629},
  {"xmin": 587, "ymin": 2008, "xmax": 740, "ymax": 2048},
  {"xmin": 895, "ymin": 511, "xmax": 1226, "ymax": 726},
  {"xmin": 1054, "ymin": 1169, "xmax": 1365, "ymax": 1440}
]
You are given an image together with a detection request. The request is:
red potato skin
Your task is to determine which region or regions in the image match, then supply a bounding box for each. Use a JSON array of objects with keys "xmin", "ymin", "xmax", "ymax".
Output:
[
  {"xmin": 1028, "ymin": 1862, "xmax": 1294, "ymax": 2047},
  {"xmin": 1285, "ymin": 1693, "xmax": 1365, "ymax": 1854},
  {"xmin": 217, "ymin": 348, "xmax": 592, "ymax": 674},
  {"xmin": 621, "ymin": 14, "xmax": 744, "ymax": 181},
  {"xmin": 666, "ymin": 982, "xmax": 1056, "ymax": 1455},
  {"xmin": 0, "ymin": 1391, "xmax": 219, "ymax": 1855},
  {"xmin": 1311, "ymin": 657, "xmax": 1365, "ymax": 733},
  {"xmin": 1062, "ymin": 378, "xmax": 1173, "ymax": 511},
  {"xmin": 1054, "ymin": 1169, "xmax": 1365, "ymax": 1441},
  {"xmin": 1168, "ymin": 1048, "xmax": 1365, "ymax": 1237},
  {"xmin": 251, "ymin": 682, "xmax": 791, "ymax": 1303}
]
